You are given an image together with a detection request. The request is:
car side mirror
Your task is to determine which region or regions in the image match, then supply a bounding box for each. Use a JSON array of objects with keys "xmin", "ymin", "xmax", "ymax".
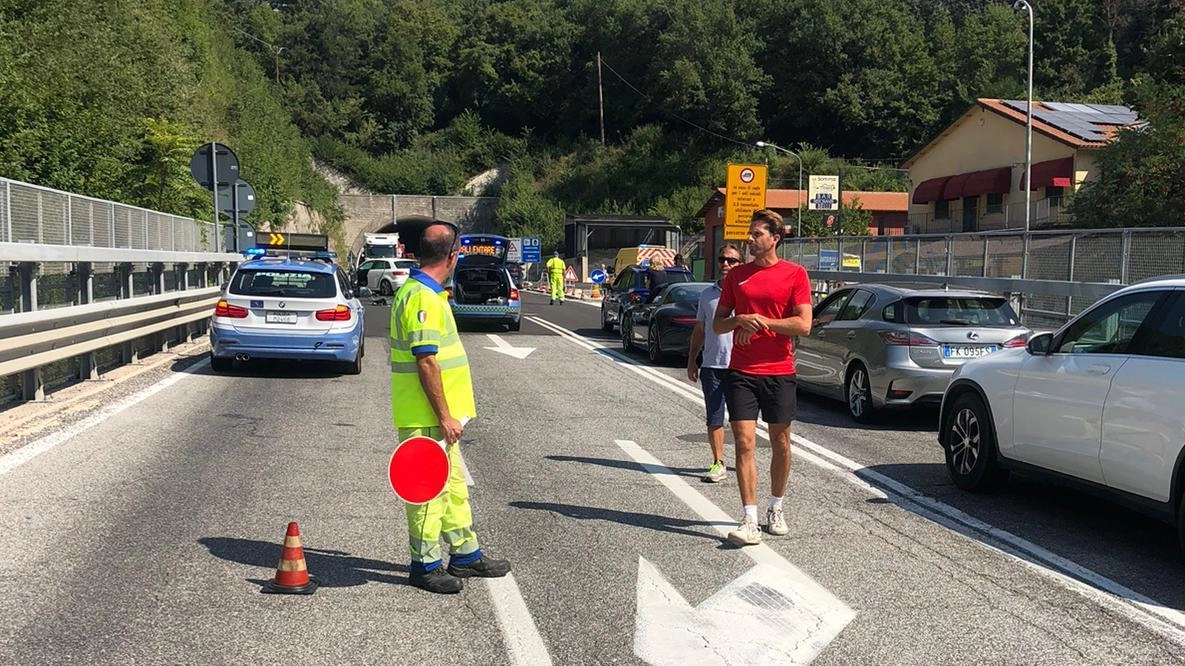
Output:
[
  {"xmin": 1026, "ymin": 332, "xmax": 1053, "ymax": 355},
  {"xmin": 219, "ymin": 282, "xmax": 229, "ymax": 292}
]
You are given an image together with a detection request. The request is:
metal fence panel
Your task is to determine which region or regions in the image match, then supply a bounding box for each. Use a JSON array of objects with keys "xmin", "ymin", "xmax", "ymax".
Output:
[
  {"xmin": 1072, "ymin": 234, "xmax": 1123, "ymax": 283},
  {"xmin": 952, "ymin": 236, "xmax": 985, "ymax": 277},
  {"xmin": 0, "ymin": 182, "xmax": 8, "ymax": 243},
  {"xmin": 1128, "ymin": 230, "xmax": 1185, "ymax": 283}
]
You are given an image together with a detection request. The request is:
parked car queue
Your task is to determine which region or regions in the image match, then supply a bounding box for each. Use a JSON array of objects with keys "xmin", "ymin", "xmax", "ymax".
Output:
[{"xmin": 599, "ymin": 270, "xmax": 1185, "ymax": 556}]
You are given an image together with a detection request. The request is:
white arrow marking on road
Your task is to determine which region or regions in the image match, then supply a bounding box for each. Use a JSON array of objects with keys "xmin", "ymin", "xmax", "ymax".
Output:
[
  {"xmin": 617, "ymin": 440, "xmax": 855, "ymax": 665},
  {"xmin": 484, "ymin": 333, "xmax": 536, "ymax": 359}
]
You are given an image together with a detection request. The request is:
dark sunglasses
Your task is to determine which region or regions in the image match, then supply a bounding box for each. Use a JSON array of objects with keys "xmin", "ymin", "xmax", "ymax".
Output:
[{"xmin": 717, "ymin": 256, "xmax": 741, "ymax": 265}]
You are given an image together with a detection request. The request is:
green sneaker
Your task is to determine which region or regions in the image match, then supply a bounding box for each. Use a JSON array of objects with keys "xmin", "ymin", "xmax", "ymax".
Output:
[{"xmin": 703, "ymin": 461, "xmax": 727, "ymax": 483}]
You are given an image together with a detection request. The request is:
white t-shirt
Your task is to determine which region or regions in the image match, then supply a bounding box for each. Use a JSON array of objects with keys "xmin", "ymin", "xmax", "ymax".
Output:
[{"xmin": 696, "ymin": 282, "xmax": 733, "ymax": 369}]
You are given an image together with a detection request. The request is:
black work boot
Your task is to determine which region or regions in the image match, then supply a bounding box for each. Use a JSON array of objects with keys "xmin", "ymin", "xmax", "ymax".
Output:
[
  {"xmin": 409, "ymin": 567, "xmax": 463, "ymax": 594},
  {"xmin": 447, "ymin": 555, "xmax": 511, "ymax": 578}
]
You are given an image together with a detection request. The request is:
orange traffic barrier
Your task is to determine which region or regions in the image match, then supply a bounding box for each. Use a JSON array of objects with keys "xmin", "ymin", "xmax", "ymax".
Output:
[
  {"xmin": 265, "ymin": 522, "xmax": 318, "ymax": 594},
  {"xmin": 591, "ymin": 283, "xmax": 600, "ymax": 299}
]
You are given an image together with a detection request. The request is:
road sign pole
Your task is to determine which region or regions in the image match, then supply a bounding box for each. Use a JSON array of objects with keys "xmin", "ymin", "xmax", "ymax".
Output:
[
  {"xmin": 211, "ymin": 143, "xmax": 221, "ymax": 253},
  {"xmin": 232, "ymin": 181, "xmax": 240, "ymax": 253}
]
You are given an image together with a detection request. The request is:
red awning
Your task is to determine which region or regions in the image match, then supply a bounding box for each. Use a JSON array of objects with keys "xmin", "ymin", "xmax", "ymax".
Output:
[
  {"xmin": 912, "ymin": 176, "xmax": 951, "ymax": 204},
  {"xmin": 1021, "ymin": 157, "xmax": 1074, "ymax": 190},
  {"xmin": 962, "ymin": 167, "xmax": 1012, "ymax": 197},
  {"xmin": 941, "ymin": 172, "xmax": 972, "ymax": 200}
]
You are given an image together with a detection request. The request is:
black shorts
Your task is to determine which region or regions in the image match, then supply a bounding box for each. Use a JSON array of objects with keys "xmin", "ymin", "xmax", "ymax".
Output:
[{"xmin": 724, "ymin": 371, "xmax": 797, "ymax": 424}]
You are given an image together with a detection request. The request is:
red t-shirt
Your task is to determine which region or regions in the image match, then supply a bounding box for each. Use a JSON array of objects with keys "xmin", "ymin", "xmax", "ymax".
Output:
[{"xmin": 717, "ymin": 260, "xmax": 813, "ymax": 375}]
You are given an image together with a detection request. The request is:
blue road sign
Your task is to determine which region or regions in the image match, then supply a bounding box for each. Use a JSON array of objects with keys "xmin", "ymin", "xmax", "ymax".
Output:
[
  {"xmin": 590, "ymin": 269, "xmax": 607, "ymax": 284},
  {"xmin": 818, "ymin": 249, "xmax": 839, "ymax": 271},
  {"xmin": 810, "ymin": 193, "xmax": 837, "ymax": 210},
  {"xmin": 521, "ymin": 237, "xmax": 542, "ymax": 263}
]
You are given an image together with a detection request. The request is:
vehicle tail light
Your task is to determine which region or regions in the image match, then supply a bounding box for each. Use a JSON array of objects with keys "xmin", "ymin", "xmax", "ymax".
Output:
[
  {"xmin": 510, "ymin": 287, "xmax": 520, "ymax": 302},
  {"xmin": 671, "ymin": 315, "xmax": 697, "ymax": 325},
  {"xmin": 628, "ymin": 292, "xmax": 643, "ymax": 303},
  {"xmin": 214, "ymin": 300, "xmax": 248, "ymax": 318},
  {"xmin": 888, "ymin": 389, "xmax": 913, "ymax": 399},
  {"xmin": 1003, "ymin": 334, "xmax": 1029, "ymax": 348},
  {"xmin": 879, "ymin": 330, "xmax": 938, "ymax": 346},
  {"xmin": 315, "ymin": 305, "xmax": 352, "ymax": 321}
]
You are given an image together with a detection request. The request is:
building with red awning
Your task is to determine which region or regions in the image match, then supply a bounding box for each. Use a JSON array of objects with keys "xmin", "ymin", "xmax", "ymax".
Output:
[{"xmin": 904, "ymin": 99, "xmax": 1142, "ymax": 234}]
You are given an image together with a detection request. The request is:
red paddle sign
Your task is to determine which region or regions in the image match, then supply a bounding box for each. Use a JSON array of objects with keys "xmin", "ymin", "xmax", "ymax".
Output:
[{"xmin": 388, "ymin": 436, "xmax": 450, "ymax": 504}]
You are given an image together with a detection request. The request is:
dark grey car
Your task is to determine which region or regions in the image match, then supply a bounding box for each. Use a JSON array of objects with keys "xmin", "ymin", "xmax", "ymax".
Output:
[{"xmin": 795, "ymin": 284, "xmax": 1030, "ymax": 422}]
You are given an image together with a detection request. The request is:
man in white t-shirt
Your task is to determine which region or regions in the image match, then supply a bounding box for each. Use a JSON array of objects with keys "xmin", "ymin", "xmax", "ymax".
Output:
[{"xmin": 686, "ymin": 243, "xmax": 742, "ymax": 482}]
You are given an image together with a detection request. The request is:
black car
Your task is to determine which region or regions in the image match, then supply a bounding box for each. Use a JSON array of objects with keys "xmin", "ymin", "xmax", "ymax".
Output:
[
  {"xmin": 622, "ymin": 282, "xmax": 713, "ymax": 362},
  {"xmin": 600, "ymin": 265, "xmax": 695, "ymax": 332}
]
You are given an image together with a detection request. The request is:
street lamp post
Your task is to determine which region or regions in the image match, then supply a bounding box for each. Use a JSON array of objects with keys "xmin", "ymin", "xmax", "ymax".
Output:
[
  {"xmin": 1014, "ymin": 0, "xmax": 1034, "ymax": 234},
  {"xmin": 756, "ymin": 141, "xmax": 802, "ymax": 238}
]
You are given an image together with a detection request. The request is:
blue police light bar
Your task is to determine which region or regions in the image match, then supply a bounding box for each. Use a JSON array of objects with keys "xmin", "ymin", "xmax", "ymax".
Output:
[
  {"xmin": 313, "ymin": 251, "xmax": 337, "ymax": 260},
  {"xmin": 244, "ymin": 247, "xmax": 266, "ymax": 257}
]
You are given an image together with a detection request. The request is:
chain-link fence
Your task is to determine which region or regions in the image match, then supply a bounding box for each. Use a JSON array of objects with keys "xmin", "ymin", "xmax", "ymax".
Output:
[
  {"xmin": 783, "ymin": 228, "xmax": 1185, "ymax": 327},
  {"xmin": 0, "ymin": 177, "xmax": 216, "ymax": 262}
]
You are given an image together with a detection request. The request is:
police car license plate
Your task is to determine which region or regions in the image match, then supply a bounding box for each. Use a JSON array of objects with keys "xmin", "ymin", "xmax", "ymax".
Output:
[
  {"xmin": 266, "ymin": 312, "xmax": 298, "ymax": 324},
  {"xmin": 943, "ymin": 344, "xmax": 997, "ymax": 359}
]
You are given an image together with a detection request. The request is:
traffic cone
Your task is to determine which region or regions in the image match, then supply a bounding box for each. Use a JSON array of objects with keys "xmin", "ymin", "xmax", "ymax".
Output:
[
  {"xmin": 265, "ymin": 522, "xmax": 318, "ymax": 594},
  {"xmin": 591, "ymin": 283, "xmax": 600, "ymax": 299}
]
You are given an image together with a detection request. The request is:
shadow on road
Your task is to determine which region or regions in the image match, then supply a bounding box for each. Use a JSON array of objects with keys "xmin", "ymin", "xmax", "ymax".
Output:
[
  {"xmin": 795, "ymin": 392, "xmax": 941, "ymax": 433},
  {"xmin": 546, "ymin": 454, "xmax": 720, "ymax": 480},
  {"xmin": 199, "ymin": 536, "xmax": 409, "ymax": 589},
  {"xmin": 509, "ymin": 501, "xmax": 727, "ymax": 542},
  {"xmin": 862, "ymin": 462, "xmax": 1185, "ymax": 617},
  {"xmin": 189, "ymin": 358, "xmax": 352, "ymax": 379}
]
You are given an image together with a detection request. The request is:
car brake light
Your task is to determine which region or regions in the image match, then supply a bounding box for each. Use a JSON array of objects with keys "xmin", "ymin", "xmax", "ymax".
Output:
[
  {"xmin": 214, "ymin": 300, "xmax": 248, "ymax": 318},
  {"xmin": 879, "ymin": 330, "xmax": 938, "ymax": 346},
  {"xmin": 510, "ymin": 287, "xmax": 520, "ymax": 301},
  {"xmin": 1003, "ymin": 334, "xmax": 1029, "ymax": 348},
  {"xmin": 671, "ymin": 315, "xmax": 697, "ymax": 325},
  {"xmin": 315, "ymin": 305, "xmax": 352, "ymax": 321},
  {"xmin": 628, "ymin": 292, "xmax": 643, "ymax": 303}
]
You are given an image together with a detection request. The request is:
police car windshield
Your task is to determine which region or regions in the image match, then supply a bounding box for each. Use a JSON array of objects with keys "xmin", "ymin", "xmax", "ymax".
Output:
[{"xmin": 229, "ymin": 270, "xmax": 336, "ymax": 299}]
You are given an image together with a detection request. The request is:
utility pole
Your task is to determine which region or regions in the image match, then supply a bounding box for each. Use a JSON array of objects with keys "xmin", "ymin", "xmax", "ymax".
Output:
[
  {"xmin": 273, "ymin": 46, "xmax": 284, "ymax": 83},
  {"xmin": 597, "ymin": 52, "xmax": 606, "ymax": 146}
]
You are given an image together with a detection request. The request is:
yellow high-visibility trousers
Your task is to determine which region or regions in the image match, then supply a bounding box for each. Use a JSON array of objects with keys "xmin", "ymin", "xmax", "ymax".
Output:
[
  {"xmin": 550, "ymin": 275, "xmax": 564, "ymax": 301},
  {"xmin": 398, "ymin": 426, "xmax": 479, "ymax": 572}
]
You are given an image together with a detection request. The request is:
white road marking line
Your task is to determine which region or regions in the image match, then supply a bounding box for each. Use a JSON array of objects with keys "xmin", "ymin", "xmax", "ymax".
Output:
[
  {"xmin": 486, "ymin": 573, "xmax": 553, "ymax": 666},
  {"xmin": 618, "ymin": 439, "xmax": 854, "ymax": 665},
  {"xmin": 0, "ymin": 359, "xmax": 209, "ymax": 477},
  {"xmin": 530, "ymin": 314, "xmax": 1185, "ymax": 647}
]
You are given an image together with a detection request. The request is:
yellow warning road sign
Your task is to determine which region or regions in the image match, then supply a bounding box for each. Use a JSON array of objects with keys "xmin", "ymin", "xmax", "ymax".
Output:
[{"xmin": 724, "ymin": 164, "xmax": 767, "ymax": 241}]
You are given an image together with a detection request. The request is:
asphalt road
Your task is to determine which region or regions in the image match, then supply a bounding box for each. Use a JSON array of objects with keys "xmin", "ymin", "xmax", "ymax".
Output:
[{"xmin": 2, "ymin": 289, "xmax": 1185, "ymax": 665}]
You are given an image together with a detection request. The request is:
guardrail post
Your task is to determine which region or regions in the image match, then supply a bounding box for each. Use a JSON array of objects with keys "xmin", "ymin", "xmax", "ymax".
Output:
[
  {"xmin": 197, "ymin": 263, "xmax": 208, "ymax": 288},
  {"xmin": 18, "ymin": 261, "xmax": 37, "ymax": 312},
  {"xmin": 22, "ymin": 367, "xmax": 44, "ymax": 402},
  {"xmin": 178, "ymin": 263, "xmax": 189, "ymax": 291},
  {"xmin": 150, "ymin": 262, "xmax": 165, "ymax": 295},
  {"xmin": 118, "ymin": 262, "xmax": 134, "ymax": 299},
  {"xmin": 77, "ymin": 261, "xmax": 93, "ymax": 305}
]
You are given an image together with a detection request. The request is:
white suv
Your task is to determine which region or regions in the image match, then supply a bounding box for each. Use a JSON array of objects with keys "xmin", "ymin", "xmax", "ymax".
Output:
[{"xmin": 939, "ymin": 278, "xmax": 1185, "ymax": 552}]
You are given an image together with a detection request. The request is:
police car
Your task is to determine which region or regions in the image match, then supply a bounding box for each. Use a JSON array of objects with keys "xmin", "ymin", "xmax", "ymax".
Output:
[
  {"xmin": 210, "ymin": 239, "xmax": 366, "ymax": 374},
  {"xmin": 448, "ymin": 234, "xmax": 521, "ymax": 331}
]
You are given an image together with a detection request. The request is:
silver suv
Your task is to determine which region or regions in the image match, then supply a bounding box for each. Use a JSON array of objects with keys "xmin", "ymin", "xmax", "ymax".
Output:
[{"xmin": 796, "ymin": 284, "xmax": 1030, "ymax": 422}]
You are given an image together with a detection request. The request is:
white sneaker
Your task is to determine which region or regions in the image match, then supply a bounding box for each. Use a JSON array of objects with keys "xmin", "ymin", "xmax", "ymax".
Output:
[
  {"xmin": 726, "ymin": 516, "xmax": 762, "ymax": 546},
  {"xmin": 765, "ymin": 506, "xmax": 789, "ymax": 536},
  {"xmin": 702, "ymin": 461, "xmax": 727, "ymax": 483}
]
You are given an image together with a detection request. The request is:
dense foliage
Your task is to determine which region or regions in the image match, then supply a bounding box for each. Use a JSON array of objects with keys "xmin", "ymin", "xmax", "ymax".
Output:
[
  {"xmin": 0, "ymin": 0, "xmax": 342, "ymax": 233},
  {"xmin": 1, "ymin": 0, "xmax": 1181, "ymax": 241}
]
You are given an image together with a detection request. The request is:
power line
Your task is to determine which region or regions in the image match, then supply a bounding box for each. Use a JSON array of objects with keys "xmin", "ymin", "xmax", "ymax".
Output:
[{"xmin": 597, "ymin": 56, "xmax": 754, "ymax": 149}]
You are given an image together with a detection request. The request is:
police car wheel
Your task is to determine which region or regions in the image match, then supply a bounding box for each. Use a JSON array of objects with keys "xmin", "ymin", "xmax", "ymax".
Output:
[{"xmin": 342, "ymin": 353, "xmax": 362, "ymax": 375}]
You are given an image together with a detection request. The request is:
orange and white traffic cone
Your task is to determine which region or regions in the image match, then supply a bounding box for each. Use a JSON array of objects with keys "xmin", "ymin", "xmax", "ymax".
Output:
[{"xmin": 265, "ymin": 522, "xmax": 318, "ymax": 595}]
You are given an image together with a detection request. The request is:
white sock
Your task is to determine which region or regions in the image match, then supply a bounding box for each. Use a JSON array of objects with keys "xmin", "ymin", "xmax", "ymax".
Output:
[
  {"xmin": 743, "ymin": 505, "xmax": 758, "ymax": 523},
  {"xmin": 768, "ymin": 496, "xmax": 784, "ymax": 512}
]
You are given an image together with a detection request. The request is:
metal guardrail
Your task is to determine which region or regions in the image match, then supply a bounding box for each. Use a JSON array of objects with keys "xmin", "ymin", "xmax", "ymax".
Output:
[
  {"xmin": 0, "ymin": 176, "xmax": 244, "ymax": 402},
  {"xmin": 782, "ymin": 227, "xmax": 1185, "ymax": 327}
]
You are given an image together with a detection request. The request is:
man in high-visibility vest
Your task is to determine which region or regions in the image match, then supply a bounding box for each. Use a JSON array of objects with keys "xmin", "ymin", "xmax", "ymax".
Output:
[
  {"xmin": 546, "ymin": 250, "xmax": 566, "ymax": 305},
  {"xmin": 390, "ymin": 221, "xmax": 510, "ymax": 594}
]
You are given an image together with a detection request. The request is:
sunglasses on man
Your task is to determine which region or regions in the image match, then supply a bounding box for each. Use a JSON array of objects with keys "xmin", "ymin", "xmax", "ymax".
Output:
[{"xmin": 717, "ymin": 256, "xmax": 741, "ymax": 265}]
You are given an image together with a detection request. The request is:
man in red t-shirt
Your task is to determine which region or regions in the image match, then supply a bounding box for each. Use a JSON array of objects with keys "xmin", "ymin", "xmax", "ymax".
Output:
[{"xmin": 713, "ymin": 209, "xmax": 813, "ymax": 546}]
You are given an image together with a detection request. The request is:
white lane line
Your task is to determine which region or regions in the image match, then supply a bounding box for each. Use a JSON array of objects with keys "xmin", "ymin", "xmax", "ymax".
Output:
[
  {"xmin": 0, "ymin": 359, "xmax": 210, "ymax": 477},
  {"xmin": 486, "ymin": 573, "xmax": 554, "ymax": 666},
  {"xmin": 618, "ymin": 439, "xmax": 855, "ymax": 664},
  {"xmin": 529, "ymin": 314, "xmax": 1185, "ymax": 647}
]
